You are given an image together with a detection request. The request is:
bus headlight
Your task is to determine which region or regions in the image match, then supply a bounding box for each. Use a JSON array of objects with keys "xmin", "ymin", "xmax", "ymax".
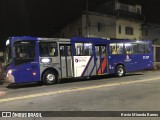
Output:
[
  {"xmin": 6, "ymin": 69, "xmax": 15, "ymax": 83},
  {"xmin": 6, "ymin": 69, "xmax": 12, "ymax": 77},
  {"xmin": 8, "ymin": 69, "xmax": 12, "ymax": 74}
]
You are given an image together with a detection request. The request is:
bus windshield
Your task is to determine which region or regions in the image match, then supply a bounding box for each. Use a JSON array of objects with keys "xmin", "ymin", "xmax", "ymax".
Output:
[{"xmin": 4, "ymin": 45, "xmax": 12, "ymax": 66}]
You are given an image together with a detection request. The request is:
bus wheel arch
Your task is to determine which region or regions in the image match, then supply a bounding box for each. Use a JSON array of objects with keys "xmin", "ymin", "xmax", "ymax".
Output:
[
  {"xmin": 41, "ymin": 68, "xmax": 59, "ymax": 85},
  {"xmin": 115, "ymin": 64, "xmax": 126, "ymax": 77}
]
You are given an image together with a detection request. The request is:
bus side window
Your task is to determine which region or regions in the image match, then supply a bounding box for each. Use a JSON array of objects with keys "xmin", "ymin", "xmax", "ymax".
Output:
[
  {"xmin": 39, "ymin": 42, "xmax": 58, "ymax": 57},
  {"xmin": 112, "ymin": 49, "xmax": 117, "ymax": 54},
  {"xmin": 84, "ymin": 43, "xmax": 92, "ymax": 56},
  {"xmin": 125, "ymin": 43, "xmax": 133, "ymax": 54},
  {"xmin": 75, "ymin": 43, "xmax": 83, "ymax": 56},
  {"xmin": 40, "ymin": 46, "xmax": 48, "ymax": 57},
  {"xmin": 60, "ymin": 46, "xmax": 71, "ymax": 56},
  {"xmin": 117, "ymin": 43, "xmax": 123, "ymax": 54},
  {"xmin": 110, "ymin": 43, "xmax": 117, "ymax": 55},
  {"xmin": 49, "ymin": 48, "xmax": 55, "ymax": 56},
  {"xmin": 137, "ymin": 43, "xmax": 150, "ymax": 54}
]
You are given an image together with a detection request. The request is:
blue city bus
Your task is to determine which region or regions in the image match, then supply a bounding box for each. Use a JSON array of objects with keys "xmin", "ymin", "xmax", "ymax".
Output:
[{"xmin": 4, "ymin": 36, "xmax": 153, "ymax": 85}]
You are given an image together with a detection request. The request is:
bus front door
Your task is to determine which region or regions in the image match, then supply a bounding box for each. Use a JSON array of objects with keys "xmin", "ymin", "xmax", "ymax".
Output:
[
  {"xmin": 60, "ymin": 45, "xmax": 73, "ymax": 78},
  {"xmin": 95, "ymin": 45, "xmax": 108, "ymax": 75},
  {"xmin": 13, "ymin": 41, "xmax": 39, "ymax": 83}
]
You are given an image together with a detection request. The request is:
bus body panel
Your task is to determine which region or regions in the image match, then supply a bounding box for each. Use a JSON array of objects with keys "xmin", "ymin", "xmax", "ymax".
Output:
[
  {"xmin": 4, "ymin": 36, "xmax": 154, "ymax": 84},
  {"xmin": 5, "ymin": 37, "xmax": 41, "ymax": 83}
]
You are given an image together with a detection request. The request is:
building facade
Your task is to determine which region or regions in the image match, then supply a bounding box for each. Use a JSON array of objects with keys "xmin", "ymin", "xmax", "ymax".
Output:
[
  {"xmin": 59, "ymin": 0, "xmax": 160, "ymax": 69},
  {"xmin": 142, "ymin": 23, "xmax": 160, "ymax": 69},
  {"xmin": 60, "ymin": 0, "xmax": 144, "ymax": 40}
]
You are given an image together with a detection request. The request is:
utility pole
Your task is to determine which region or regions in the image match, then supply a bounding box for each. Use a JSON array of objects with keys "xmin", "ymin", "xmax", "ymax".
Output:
[{"xmin": 86, "ymin": 0, "xmax": 90, "ymax": 37}]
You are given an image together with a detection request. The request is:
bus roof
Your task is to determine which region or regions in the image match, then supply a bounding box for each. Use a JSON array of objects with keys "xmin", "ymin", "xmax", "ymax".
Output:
[
  {"xmin": 8, "ymin": 36, "xmax": 151, "ymax": 43},
  {"xmin": 71, "ymin": 37, "xmax": 151, "ymax": 43}
]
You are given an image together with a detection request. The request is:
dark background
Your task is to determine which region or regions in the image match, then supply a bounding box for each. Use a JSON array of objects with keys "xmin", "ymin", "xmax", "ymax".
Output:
[{"xmin": 0, "ymin": 0, "xmax": 159, "ymax": 50}]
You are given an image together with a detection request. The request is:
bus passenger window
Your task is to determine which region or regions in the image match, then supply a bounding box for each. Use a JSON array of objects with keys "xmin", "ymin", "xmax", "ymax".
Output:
[
  {"xmin": 75, "ymin": 43, "xmax": 92, "ymax": 56},
  {"xmin": 144, "ymin": 44, "xmax": 150, "ymax": 53},
  {"xmin": 75, "ymin": 43, "xmax": 83, "ymax": 56},
  {"xmin": 137, "ymin": 43, "xmax": 150, "ymax": 53},
  {"xmin": 60, "ymin": 46, "xmax": 71, "ymax": 56},
  {"xmin": 39, "ymin": 42, "xmax": 57, "ymax": 57},
  {"xmin": 110, "ymin": 44, "xmax": 117, "ymax": 55},
  {"xmin": 49, "ymin": 48, "xmax": 56, "ymax": 56},
  {"xmin": 125, "ymin": 43, "xmax": 133, "ymax": 54},
  {"xmin": 84, "ymin": 43, "xmax": 92, "ymax": 56},
  {"xmin": 117, "ymin": 43, "xmax": 123, "ymax": 54}
]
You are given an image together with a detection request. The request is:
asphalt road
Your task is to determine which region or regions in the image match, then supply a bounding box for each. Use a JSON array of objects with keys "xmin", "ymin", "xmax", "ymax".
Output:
[{"xmin": 0, "ymin": 70, "xmax": 160, "ymax": 120}]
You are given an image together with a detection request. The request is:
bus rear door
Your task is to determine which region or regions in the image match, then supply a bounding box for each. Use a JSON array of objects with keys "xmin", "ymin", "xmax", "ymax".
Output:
[{"xmin": 95, "ymin": 45, "xmax": 108, "ymax": 75}]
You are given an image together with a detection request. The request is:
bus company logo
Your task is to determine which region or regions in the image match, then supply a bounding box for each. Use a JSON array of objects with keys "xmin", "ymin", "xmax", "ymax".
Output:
[
  {"xmin": 75, "ymin": 59, "xmax": 79, "ymax": 63},
  {"xmin": 125, "ymin": 55, "xmax": 131, "ymax": 62},
  {"xmin": 75, "ymin": 58, "xmax": 87, "ymax": 63},
  {"xmin": 126, "ymin": 55, "xmax": 129, "ymax": 60}
]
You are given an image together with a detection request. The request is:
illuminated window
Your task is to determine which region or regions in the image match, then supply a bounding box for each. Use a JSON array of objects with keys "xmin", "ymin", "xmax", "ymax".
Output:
[
  {"xmin": 39, "ymin": 42, "xmax": 58, "ymax": 57},
  {"xmin": 75, "ymin": 43, "xmax": 92, "ymax": 56}
]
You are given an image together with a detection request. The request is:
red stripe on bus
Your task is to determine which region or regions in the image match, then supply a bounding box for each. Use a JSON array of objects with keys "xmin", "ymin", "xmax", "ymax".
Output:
[{"xmin": 98, "ymin": 57, "xmax": 107, "ymax": 74}]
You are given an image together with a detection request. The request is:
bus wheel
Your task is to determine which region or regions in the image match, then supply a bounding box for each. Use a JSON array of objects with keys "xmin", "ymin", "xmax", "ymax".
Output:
[
  {"xmin": 42, "ymin": 71, "xmax": 57, "ymax": 85},
  {"xmin": 115, "ymin": 65, "xmax": 125, "ymax": 77}
]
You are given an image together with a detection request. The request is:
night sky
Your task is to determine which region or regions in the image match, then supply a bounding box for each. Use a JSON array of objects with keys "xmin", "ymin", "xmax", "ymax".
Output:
[{"xmin": 0, "ymin": 0, "xmax": 160, "ymax": 50}]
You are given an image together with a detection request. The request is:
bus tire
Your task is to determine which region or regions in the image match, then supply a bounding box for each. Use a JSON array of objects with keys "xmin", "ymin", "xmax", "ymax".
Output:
[
  {"xmin": 115, "ymin": 65, "xmax": 125, "ymax": 77},
  {"xmin": 42, "ymin": 71, "xmax": 57, "ymax": 85}
]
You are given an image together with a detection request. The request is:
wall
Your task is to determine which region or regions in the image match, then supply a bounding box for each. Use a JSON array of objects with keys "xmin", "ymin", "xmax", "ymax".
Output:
[
  {"xmin": 115, "ymin": 2, "xmax": 141, "ymax": 14},
  {"xmin": 82, "ymin": 14, "xmax": 116, "ymax": 38},
  {"xmin": 116, "ymin": 19, "xmax": 142, "ymax": 40},
  {"xmin": 142, "ymin": 25, "xmax": 160, "ymax": 42},
  {"xmin": 60, "ymin": 16, "xmax": 82, "ymax": 38}
]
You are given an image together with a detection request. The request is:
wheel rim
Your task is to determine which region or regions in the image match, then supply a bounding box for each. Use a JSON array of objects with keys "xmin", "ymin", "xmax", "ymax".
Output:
[
  {"xmin": 117, "ymin": 68, "xmax": 124, "ymax": 76},
  {"xmin": 47, "ymin": 74, "xmax": 55, "ymax": 82}
]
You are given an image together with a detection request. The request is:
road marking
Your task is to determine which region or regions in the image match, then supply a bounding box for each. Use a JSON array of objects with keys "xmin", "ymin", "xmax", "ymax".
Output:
[{"xmin": 0, "ymin": 77, "xmax": 160, "ymax": 103}]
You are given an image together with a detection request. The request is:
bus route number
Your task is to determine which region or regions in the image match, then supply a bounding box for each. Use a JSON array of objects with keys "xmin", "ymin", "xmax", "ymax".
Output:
[{"xmin": 143, "ymin": 56, "xmax": 149, "ymax": 59}]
